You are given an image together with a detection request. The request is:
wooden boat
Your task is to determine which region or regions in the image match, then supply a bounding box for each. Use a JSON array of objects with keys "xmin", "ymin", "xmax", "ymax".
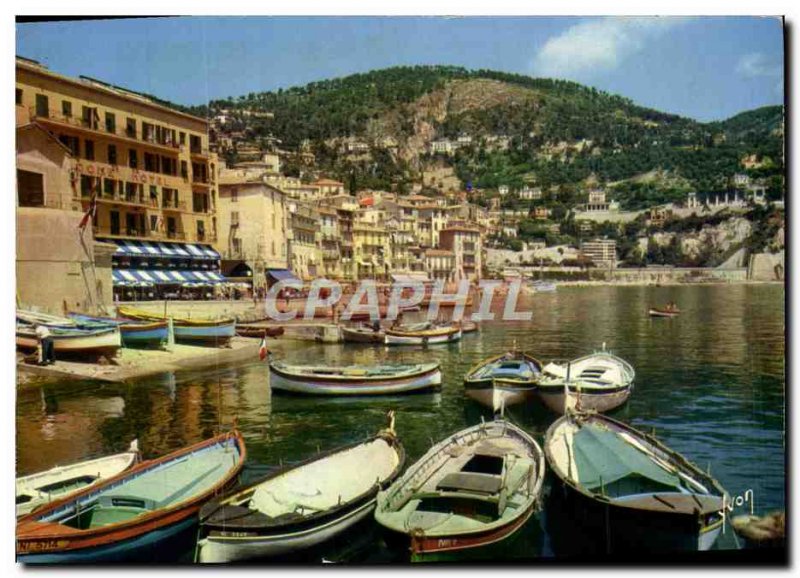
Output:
[
  {"xmin": 341, "ymin": 324, "xmax": 384, "ymax": 344},
  {"xmin": 16, "ymin": 323, "xmax": 122, "ymax": 357},
  {"xmin": 17, "ymin": 441, "xmax": 140, "ymax": 518},
  {"xmin": 537, "ymin": 348, "xmax": 635, "ymax": 414},
  {"xmin": 463, "ymin": 351, "xmax": 543, "ymax": 410},
  {"xmin": 16, "ymin": 431, "xmax": 246, "ymax": 563},
  {"xmin": 235, "ymin": 325, "xmax": 285, "ymax": 339},
  {"xmin": 68, "ymin": 313, "xmax": 168, "ymax": 348},
  {"xmin": 384, "ymin": 323, "xmax": 462, "ymax": 346},
  {"xmin": 649, "ymin": 307, "xmax": 681, "ymax": 318},
  {"xmin": 459, "ymin": 320, "xmax": 478, "ymax": 334},
  {"xmin": 269, "ymin": 361, "xmax": 441, "ymax": 396},
  {"xmin": 375, "ymin": 419, "xmax": 545, "ymax": 562},
  {"xmin": 17, "ymin": 310, "xmax": 77, "ymax": 328},
  {"xmin": 118, "ymin": 306, "xmax": 235, "ymax": 344},
  {"xmin": 545, "ymin": 411, "xmax": 727, "ymax": 553},
  {"xmin": 196, "ymin": 415, "xmax": 405, "ymax": 562}
]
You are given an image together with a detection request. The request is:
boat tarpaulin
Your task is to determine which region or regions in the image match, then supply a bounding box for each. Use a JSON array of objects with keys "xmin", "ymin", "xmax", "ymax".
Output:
[{"xmin": 572, "ymin": 424, "xmax": 682, "ymax": 493}]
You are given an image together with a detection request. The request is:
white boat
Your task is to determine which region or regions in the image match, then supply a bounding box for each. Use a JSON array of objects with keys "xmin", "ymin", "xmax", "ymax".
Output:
[
  {"xmin": 196, "ymin": 415, "xmax": 405, "ymax": 562},
  {"xmin": 531, "ymin": 280, "xmax": 557, "ymax": 293},
  {"xmin": 375, "ymin": 419, "xmax": 545, "ymax": 562},
  {"xmin": 269, "ymin": 361, "xmax": 442, "ymax": 396},
  {"xmin": 384, "ymin": 323, "xmax": 462, "ymax": 346},
  {"xmin": 537, "ymin": 346, "xmax": 635, "ymax": 414},
  {"xmin": 16, "ymin": 322, "xmax": 122, "ymax": 357},
  {"xmin": 16, "ymin": 440, "xmax": 140, "ymax": 517}
]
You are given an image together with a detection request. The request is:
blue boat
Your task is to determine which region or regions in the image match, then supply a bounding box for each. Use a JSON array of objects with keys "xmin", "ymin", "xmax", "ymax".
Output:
[
  {"xmin": 68, "ymin": 313, "xmax": 168, "ymax": 348},
  {"xmin": 17, "ymin": 431, "xmax": 246, "ymax": 563},
  {"xmin": 117, "ymin": 306, "xmax": 235, "ymax": 345}
]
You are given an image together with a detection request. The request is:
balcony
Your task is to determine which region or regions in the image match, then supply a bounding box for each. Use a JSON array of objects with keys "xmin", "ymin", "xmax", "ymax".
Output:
[
  {"xmin": 189, "ymin": 146, "xmax": 210, "ymax": 159},
  {"xmin": 162, "ymin": 199, "xmax": 188, "ymax": 212},
  {"xmin": 165, "ymin": 230, "xmax": 187, "ymax": 241},
  {"xmin": 30, "ymin": 107, "xmax": 181, "ymax": 155}
]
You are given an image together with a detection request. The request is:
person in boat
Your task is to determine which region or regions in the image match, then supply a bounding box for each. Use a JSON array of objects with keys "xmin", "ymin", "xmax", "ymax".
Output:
[
  {"xmin": 667, "ymin": 301, "xmax": 678, "ymax": 312},
  {"xmin": 35, "ymin": 324, "xmax": 55, "ymax": 366}
]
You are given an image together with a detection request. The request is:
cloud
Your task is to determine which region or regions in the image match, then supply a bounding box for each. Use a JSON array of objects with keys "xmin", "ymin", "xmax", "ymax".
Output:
[
  {"xmin": 737, "ymin": 52, "xmax": 783, "ymax": 78},
  {"xmin": 532, "ymin": 17, "xmax": 685, "ymax": 79}
]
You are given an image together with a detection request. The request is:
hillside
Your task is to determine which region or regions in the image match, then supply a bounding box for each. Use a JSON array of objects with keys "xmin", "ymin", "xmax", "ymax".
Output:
[{"xmin": 202, "ymin": 66, "xmax": 785, "ymax": 201}]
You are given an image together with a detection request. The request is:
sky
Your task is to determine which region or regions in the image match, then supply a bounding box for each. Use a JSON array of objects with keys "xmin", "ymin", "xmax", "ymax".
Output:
[{"xmin": 15, "ymin": 16, "xmax": 784, "ymax": 122}]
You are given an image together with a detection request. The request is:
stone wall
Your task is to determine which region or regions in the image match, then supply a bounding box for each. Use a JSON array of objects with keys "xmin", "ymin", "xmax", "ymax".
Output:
[
  {"xmin": 748, "ymin": 251, "xmax": 785, "ymax": 281},
  {"xmin": 16, "ymin": 208, "xmax": 112, "ymax": 313}
]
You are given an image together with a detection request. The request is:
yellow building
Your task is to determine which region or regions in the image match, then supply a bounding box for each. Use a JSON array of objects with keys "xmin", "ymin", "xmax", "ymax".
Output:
[
  {"xmin": 16, "ymin": 56, "xmax": 223, "ymax": 301},
  {"xmin": 288, "ymin": 201, "xmax": 322, "ymax": 281},
  {"xmin": 217, "ymin": 174, "xmax": 290, "ymax": 289},
  {"xmin": 352, "ymin": 222, "xmax": 391, "ymax": 281}
]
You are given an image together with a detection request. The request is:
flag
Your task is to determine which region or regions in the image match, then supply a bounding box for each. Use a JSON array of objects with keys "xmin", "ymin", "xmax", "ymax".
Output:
[
  {"xmin": 78, "ymin": 193, "xmax": 97, "ymax": 230},
  {"xmin": 259, "ymin": 336, "xmax": 268, "ymax": 361}
]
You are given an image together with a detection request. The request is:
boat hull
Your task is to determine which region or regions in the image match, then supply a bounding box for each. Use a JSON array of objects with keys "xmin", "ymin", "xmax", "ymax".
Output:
[
  {"xmin": 464, "ymin": 380, "xmax": 537, "ymax": 409},
  {"xmin": 173, "ymin": 322, "xmax": 236, "ymax": 344},
  {"xmin": 197, "ymin": 497, "xmax": 376, "ymax": 562},
  {"xmin": 16, "ymin": 327, "xmax": 122, "ymax": 356},
  {"xmin": 384, "ymin": 329, "xmax": 461, "ymax": 346},
  {"xmin": 341, "ymin": 327, "xmax": 384, "ymax": 343},
  {"xmin": 120, "ymin": 322, "xmax": 168, "ymax": 347},
  {"xmin": 536, "ymin": 383, "xmax": 631, "ymax": 413},
  {"xmin": 547, "ymin": 475, "xmax": 723, "ymax": 555},
  {"xmin": 269, "ymin": 366, "xmax": 442, "ymax": 396},
  {"xmin": 649, "ymin": 309, "xmax": 680, "ymax": 318}
]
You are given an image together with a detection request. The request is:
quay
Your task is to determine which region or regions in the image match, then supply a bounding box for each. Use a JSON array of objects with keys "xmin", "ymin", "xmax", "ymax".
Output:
[{"xmin": 17, "ymin": 336, "xmax": 261, "ymax": 383}]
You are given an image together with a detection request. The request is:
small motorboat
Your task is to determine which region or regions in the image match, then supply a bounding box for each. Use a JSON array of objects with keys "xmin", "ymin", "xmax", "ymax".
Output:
[
  {"xmin": 384, "ymin": 323, "xmax": 462, "ymax": 346},
  {"xmin": 649, "ymin": 306, "xmax": 681, "ymax": 318},
  {"xmin": 269, "ymin": 361, "xmax": 442, "ymax": 396},
  {"xmin": 118, "ymin": 306, "xmax": 235, "ymax": 345},
  {"xmin": 375, "ymin": 419, "xmax": 545, "ymax": 562},
  {"xmin": 16, "ymin": 441, "xmax": 140, "ymax": 517},
  {"xmin": 463, "ymin": 350, "xmax": 543, "ymax": 410},
  {"xmin": 531, "ymin": 280, "xmax": 557, "ymax": 293},
  {"xmin": 196, "ymin": 414, "xmax": 405, "ymax": 562},
  {"xmin": 17, "ymin": 431, "xmax": 246, "ymax": 563},
  {"xmin": 16, "ymin": 322, "xmax": 122, "ymax": 357},
  {"xmin": 68, "ymin": 313, "xmax": 168, "ymax": 348},
  {"xmin": 341, "ymin": 324, "xmax": 385, "ymax": 344},
  {"xmin": 545, "ymin": 411, "xmax": 727, "ymax": 553},
  {"xmin": 235, "ymin": 325, "xmax": 285, "ymax": 339},
  {"xmin": 537, "ymin": 346, "xmax": 635, "ymax": 414}
]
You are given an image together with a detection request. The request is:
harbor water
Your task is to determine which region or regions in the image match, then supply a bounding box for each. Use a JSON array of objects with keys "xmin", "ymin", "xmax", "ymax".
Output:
[{"xmin": 16, "ymin": 285, "xmax": 785, "ymax": 562}]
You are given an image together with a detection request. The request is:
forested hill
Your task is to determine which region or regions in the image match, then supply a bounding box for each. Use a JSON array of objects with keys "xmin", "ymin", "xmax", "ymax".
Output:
[{"xmin": 194, "ymin": 65, "xmax": 785, "ymax": 200}]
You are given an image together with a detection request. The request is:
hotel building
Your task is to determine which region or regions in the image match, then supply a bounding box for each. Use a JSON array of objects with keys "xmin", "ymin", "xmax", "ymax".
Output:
[{"xmin": 16, "ymin": 56, "xmax": 223, "ymax": 300}]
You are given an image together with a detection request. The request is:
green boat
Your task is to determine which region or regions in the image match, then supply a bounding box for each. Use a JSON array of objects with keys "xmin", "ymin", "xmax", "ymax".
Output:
[{"xmin": 375, "ymin": 419, "xmax": 545, "ymax": 562}]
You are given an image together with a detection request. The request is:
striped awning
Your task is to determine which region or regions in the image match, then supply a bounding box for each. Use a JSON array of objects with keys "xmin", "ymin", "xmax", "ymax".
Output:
[
  {"xmin": 104, "ymin": 239, "xmax": 219, "ymax": 260},
  {"xmin": 112, "ymin": 268, "xmax": 225, "ymax": 286}
]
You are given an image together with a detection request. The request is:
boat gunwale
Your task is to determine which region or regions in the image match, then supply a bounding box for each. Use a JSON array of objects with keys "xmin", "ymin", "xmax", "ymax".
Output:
[
  {"xmin": 541, "ymin": 351, "xmax": 636, "ymax": 386},
  {"xmin": 543, "ymin": 411, "xmax": 727, "ymax": 518},
  {"xmin": 463, "ymin": 351, "xmax": 544, "ymax": 387},
  {"xmin": 16, "ymin": 431, "xmax": 247, "ymax": 551},
  {"xmin": 269, "ymin": 362, "xmax": 441, "ymax": 384}
]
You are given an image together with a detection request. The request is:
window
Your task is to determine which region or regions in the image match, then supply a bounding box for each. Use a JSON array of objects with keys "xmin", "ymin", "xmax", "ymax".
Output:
[
  {"xmin": 80, "ymin": 175, "xmax": 99, "ymax": 197},
  {"xmin": 149, "ymin": 185, "xmax": 158, "ymax": 201},
  {"xmin": 232, "ymin": 237, "xmax": 242, "ymax": 255},
  {"xmin": 62, "ymin": 100, "xmax": 72, "ymax": 117},
  {"xmin": 197, "ymin": 220, "xmax": 205, "ymax": 241},
  {"xmin": 180, "ymin": 160, "xmax": 188, "ymax": 179},
  {"xmin": 105, "ymin": 112, "xmax": 116, "ymax": 134},
  {"xmin": 84, "ymin": 139, "xmax": 95, "ymax": 161},
  {"xmin": 193, "ymin": 193, "xmax": 208, "ymax": 214},
  {"xmin": 142, "ymin": 122, "xmax": 154, "ymax": 142},
  {"xmin": 58, "ymin": 134, "xmax": 79, "ymax": 157},
  {"xmin": 108, "ymin": 144, "xmax": 117, "ymax": 165},
  {"xmin": 179, "ymin": 132, "xmax": 186, "ymax": 146},
  {"xmin": 126, "ymin": 118, "xmax": 136, "ymax": 138},
  {"xmin": 144, "ymin": 152, "xmax": 157, "ymax": 173},
  {"xmin": 150, "ymin": 215, "xmax": 159, "ymax": 232},
  {"xmin": 15, "ymin": 88, "xmax": 22, "ymax": 105},
  {"xmin": 231, "ymin": 188, "xmax": 238, "ymax": 203},
  {"xmin": 125, "ymin": 182, "xmax": 141, "ymax": 202},
  {"xmin": 17, "ymin": 170, "xmax": 44, "ymax": 207},
  {"xmin": 35, "ymin": 94, "xmax": 49, "ymax": 117},
  {"xmin": 129, "ymin": 149, "xmax": 138, "ymax": 169},
  {"xmin": 271, "ymin": 241, "xmax": 276, "ymax": 256},
  {"xmin": 189, "ymin": 134, "xmax": 202, "ymax": 154},
  {"xmin": 125, "ymin": 213, "xmax": 138, "ymax": 235},
  {"xmin": 166, "ymin": 216, "xmax": 177, "ymax": 237},
  {"xmin": 231, "ymin": 211, "xmax": 239, "ymax": 226},
  {"xmin": 82, "ymin": 106, "xmax": 98, "ymax": 129},
  {"xmin": 161, "ymin": 156, "xmax": 176, "ymax": 176},
  {"xmin": 110, "ymin": 211, "xmax": 120, "ymax": 235},
  {"xmin": 103, "ymin": 178, "xmax": 116, "ymax": 197}
]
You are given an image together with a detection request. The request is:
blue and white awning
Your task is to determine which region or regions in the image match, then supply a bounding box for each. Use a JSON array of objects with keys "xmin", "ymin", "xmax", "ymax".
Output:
[
  {"xmin": 104, "ymin": 239, "xmax": 220, "ymax": 260},
  {"xmin": 112, "ymin": 268, "xmax": 227, "ymax": 287}
]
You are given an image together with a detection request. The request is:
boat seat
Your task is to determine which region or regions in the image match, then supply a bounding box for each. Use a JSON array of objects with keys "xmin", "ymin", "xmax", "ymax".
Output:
[{"xmin": 436, "ymin": 472, "xmax": 502, "ymax": 495}]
